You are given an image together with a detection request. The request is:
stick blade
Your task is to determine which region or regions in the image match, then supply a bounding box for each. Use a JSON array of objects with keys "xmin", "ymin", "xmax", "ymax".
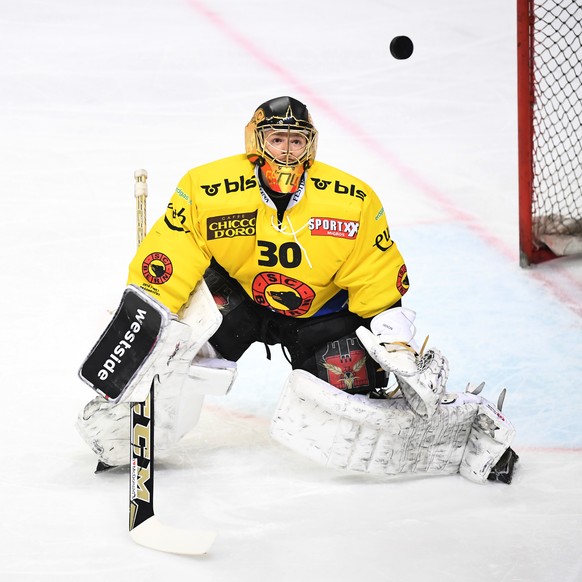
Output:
[{"xmin": 130, "ymin": 516, "xmax": 217, "ymax": 555}]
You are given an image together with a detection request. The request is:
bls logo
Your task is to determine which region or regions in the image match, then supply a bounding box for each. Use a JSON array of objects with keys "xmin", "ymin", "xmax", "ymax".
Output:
[
  {"xmin": 311, "ymin": 178, "xmax": 331, "ymax": 190},
  {"xmin": 310, "ymin": 178, "xmax": 367, "ymax": 201},
  {"xmin": 201, "ymin": 175, "xmax": 258, "ymax": 196}
]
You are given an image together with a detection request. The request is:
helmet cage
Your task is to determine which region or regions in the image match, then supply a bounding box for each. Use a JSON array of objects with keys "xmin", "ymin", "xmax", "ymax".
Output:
[
  {"xmin": 245, "ymin": 100, "xmax": 318, "ymax": 170},
  {"xmin": 256, "ymin": 125, "xmax": 316, "ymax": 168}
]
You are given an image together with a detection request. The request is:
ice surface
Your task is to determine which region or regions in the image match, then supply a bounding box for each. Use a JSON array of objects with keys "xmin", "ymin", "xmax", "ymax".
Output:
[{"xmin": 1, "ymin": 0, "xmax": 581, "ymax": 580}]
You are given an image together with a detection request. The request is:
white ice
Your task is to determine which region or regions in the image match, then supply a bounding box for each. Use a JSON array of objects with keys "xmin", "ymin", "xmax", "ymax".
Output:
[{"xmin": 1, "ymin": 0, "xmax": 582, "ymax": 580}]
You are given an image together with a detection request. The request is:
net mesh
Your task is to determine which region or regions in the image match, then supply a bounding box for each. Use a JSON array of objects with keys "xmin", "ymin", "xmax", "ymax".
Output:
[{"xmin": 531, "ymin": 0, "xmax": 582, "ymax": 251}]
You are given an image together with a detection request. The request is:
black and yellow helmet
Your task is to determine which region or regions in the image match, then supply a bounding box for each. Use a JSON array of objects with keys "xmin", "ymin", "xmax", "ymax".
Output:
[{"xmin": 245, "ymin": 96, "xmax": 318, "ymax": 193}]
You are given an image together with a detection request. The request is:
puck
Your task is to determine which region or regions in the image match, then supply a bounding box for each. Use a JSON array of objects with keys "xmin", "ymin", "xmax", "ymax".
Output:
[{"xmin": 390, "ymin": 36, "xmax": 414, "ymax": 60}]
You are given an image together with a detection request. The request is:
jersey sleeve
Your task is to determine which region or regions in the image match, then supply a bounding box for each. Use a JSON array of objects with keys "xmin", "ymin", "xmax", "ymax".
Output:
[
  {"xmin": 334, "ymin": 190, "xmax": 409, "ymax": 318},
  {"xmin": 126, "ymin": 171, "xmax": 212, "ymax": 314}
]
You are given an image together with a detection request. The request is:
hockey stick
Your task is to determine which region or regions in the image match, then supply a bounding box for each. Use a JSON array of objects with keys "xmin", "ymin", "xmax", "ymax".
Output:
[{"xmin": 128, "ymin": 169, "xmax": 217, "ymax": 555}]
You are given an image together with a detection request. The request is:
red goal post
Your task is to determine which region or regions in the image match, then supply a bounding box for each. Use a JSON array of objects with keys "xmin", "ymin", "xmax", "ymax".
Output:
[{"xmin": 517, "ymin": 0, "xmax": 582, "ymax": 266}]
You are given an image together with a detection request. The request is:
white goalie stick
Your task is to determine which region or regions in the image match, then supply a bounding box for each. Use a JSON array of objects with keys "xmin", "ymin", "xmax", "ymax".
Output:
[{"xmin": 129, "ymin": 169, "xmax": 217, "ymax": 555}]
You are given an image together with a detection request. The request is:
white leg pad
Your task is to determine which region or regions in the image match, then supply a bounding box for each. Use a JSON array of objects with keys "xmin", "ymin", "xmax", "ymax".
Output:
[
  {"xmin": 270, "ymin": 370, "xmax": 514, "ymax": 481},
  {"xmin": 460, "ymin": 398, "xmax": 516, "ymax": 483},
  {"xmin": 76, "ymin": 397, "xmax": 132, "ymax": 466},
  {"xmin": 76, "ymin": 281, "xmax": 234, "ymax": 465},
  {"xmin": 187, "ymin": 357, "xmax": 237, "ymax": 396},
  {"xmin": 76, "ymin": 356, "xmax": 236, "ymax": 466}
]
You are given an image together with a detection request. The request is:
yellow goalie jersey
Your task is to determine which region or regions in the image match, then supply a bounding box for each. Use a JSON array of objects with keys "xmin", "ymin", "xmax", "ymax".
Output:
[{"xmin": 127, "ymin": 154, "xmax": 409, "ymax": 319}]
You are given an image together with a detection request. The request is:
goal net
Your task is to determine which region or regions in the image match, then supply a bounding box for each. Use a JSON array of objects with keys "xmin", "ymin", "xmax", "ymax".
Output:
[{"xmin": 517, "ymin": 0, "xmax": 582, "ymax": 265}]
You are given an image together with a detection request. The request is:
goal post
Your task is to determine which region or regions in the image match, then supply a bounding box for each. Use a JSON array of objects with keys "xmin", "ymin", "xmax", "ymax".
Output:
[{"xmin": 517, "ymin": 0, "xmax": 582, "ymax": 266}]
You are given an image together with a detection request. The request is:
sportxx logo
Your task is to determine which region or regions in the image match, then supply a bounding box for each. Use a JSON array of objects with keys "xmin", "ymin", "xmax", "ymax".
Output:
[
  {"xmin": 310, "ymin": 178, "xmax": 367, "ymax": 201},
  {"xmin": 309, "ymin": 217, "xmax": 359, "ymax": 239},
  {"xmin": 201, "ymin": 175, "xmax": 257, "ymax": 196},
  {"xmin": 207, "ymin": 211, "xmax": 257, "ymax": 239}
]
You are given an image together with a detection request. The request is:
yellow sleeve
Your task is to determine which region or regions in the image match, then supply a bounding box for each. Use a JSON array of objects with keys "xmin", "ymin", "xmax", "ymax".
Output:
[
  {"xmin": 334, "ymin": 190, "xmax": 409, "ymax": 318},
  {"xmin": 127, "ymin": 172, "xmax": 211, "ymax": 313}
]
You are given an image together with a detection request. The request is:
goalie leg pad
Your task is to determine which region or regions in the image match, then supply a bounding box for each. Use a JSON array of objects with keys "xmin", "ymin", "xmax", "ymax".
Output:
[
  {"xmin": 76, "ymin": 397, "xmax": 132, "ymax": 467},
  {"xmin": 487, "ymin": 447, "xmax": 519, "ymax": 484},
  {"xmin": 76, "ymin": 354, "xmax": 237, "ymax": 466},
  {"xmin": 270, "ymin": 370, "xmax": 480, "ymax": 478},
  {"xmin": 187, "ymin": 356, "xmax": 237, "ymax": 397},
  {"xmin": 459, "ymin": 397, "xmax": 516, "ymax": 484},
  {"xmin": 77, "ymin": 281, "xmax": 230, "ymax": 465}
]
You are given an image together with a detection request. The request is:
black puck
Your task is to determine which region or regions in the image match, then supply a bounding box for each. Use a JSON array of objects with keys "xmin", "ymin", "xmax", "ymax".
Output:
[{"xmin": 390, "ymin": 36, "xmax": 414, "ymax": 60}]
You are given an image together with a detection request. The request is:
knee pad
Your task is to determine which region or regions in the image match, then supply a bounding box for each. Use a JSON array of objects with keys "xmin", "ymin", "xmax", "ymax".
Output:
[
  {"xmin": 300, "ymin": 334, "xmax": 387, "ymax": 394},
  {"xmin": 277, "ymin": 308, "xmax": 390, "ymax": 394}
]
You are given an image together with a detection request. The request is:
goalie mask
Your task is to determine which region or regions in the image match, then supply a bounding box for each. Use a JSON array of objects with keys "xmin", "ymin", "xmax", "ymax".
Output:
[{"xmin": 245, "ymin": 96, "xmax": 318, "ymax": 193}]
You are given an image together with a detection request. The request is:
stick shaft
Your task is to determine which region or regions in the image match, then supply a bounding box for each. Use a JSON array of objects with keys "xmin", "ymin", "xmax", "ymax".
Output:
[
  {"xmin": 134, "ymin": 169, "xmax": 148, "ymax": 246},
  {"xmin": 130, "ymin": 169, "xmax": 154, "ymax": 532},
  {"xmin": 127, "ymin": 169, "xmax": 217, "ymax": 553}
]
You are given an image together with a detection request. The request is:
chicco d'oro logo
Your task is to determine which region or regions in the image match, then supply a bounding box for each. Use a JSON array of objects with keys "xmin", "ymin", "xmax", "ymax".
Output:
[
  {"xmin": 142, "ymin": 252, "xmax": 173, "ymax": 285},
  {"xmin": 207, "ymin": 211, "xmax": 257, "ymax": 240},
  {"xmin": 252, "ymin": 272, "xmax": 315, "ymax": 316}
]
